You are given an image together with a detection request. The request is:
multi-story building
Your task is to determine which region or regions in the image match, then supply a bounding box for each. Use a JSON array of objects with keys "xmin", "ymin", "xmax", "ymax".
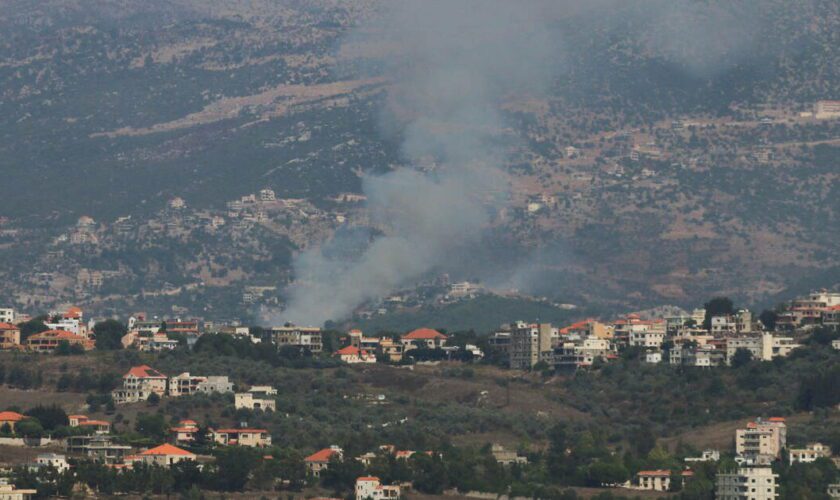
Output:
[
  {"xmin": 211, "ymin": 428, "xmax": 271, "ymax": 447},
  {"xmin": 510, "ymin": 322, "xmax": 556, "ymax": 370},
  {"xmin": 269, "ymin": 325, "xmax": 322, "ymax": 353},
  {"xmin": 168, "ymin": 373, "xmax": 208, "ymax": 397},
  {"xmin": 788, "ymin": 443, "xmax": 831, "ymax": 464},
  {"xmin": 828, "ymin": 483, "xmax": 840, "ymax": 499},
  {"xmin": 735, "ymin": 418, "xmax": 787, "ymax": 465},
  {"xmin": 112, "ymin": 365, "xmax": 168, "ymax": 404},
  {"xmin": 554, "ymin": 337, "xmax": 612, "ymax": 369},
  {"xmin": 170, "ymin": 420, "xmax": 200, "ymax": 444},
  {"xmin": 0, "ymin": 322, "xmax": 21, "ymax": 349},
  {"xmin": 715, "ymin": 467, "xmax": 778, "ymax": 500},
  {"xmin": 66, "ymin": 435, "xmax": 132, "ymax": 463},
  {"xmin": 379, "ymin": 338, "xmax": 404, "ymax": 362},
  {"xmin": 629, "ymin": 330, "xmax": 665, "ymax": 349},
  {"xmin": 0, "ymin": 308, "xmax": 15, "ymax": 324},
  {"xmin": 726, "ymin": 334, "xmax": 801, "ymax": 364}
]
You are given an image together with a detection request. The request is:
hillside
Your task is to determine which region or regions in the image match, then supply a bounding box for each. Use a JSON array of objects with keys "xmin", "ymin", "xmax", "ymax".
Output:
[{"xmin": 0, "ymin": 0, "xmax": 838, "ymax": 321}]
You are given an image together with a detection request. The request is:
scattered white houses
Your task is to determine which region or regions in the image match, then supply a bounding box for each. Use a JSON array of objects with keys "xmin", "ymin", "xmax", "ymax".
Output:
[
  {"xmin": 234, "ymin": 386, "xmax": 277, "ymax": 411},
  {"xmin": 715, "ymin": 467, "xmax": 778, "ymax": 500},
  {"xmin": 355, "ymin": 476, "xmax": 401, "ymax": 500}
]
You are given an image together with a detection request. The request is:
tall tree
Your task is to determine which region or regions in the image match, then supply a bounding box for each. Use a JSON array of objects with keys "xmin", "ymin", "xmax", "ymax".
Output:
[
  {"xmin": 703, "ymin": 297, "xmax": 735, "ymax": 330},
  {"xmin": 94, "ymin": 319, "xmax": 127, "ymax": 350}
]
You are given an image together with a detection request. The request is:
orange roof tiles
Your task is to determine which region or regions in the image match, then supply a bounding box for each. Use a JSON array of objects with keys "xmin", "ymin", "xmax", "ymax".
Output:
[
  {"xmin": 336, "ymin": 345, "xmax": 362, "ymax": 355},
  {"xmin": 357, "ymin": 476, "xmax": 380, "ymax": 482},
  {"xmin": 638, "ymin": 470, "xmax": 671, "ymax": 476},
  {"xmin": 30, "ymin": 329, "xmax": 84, "ymax": 340},
  {"xmin": 140, "ymin": 444, "xmax": 194, "ymax": 456},
  {"xmin": 79, "ymin": 420, "xmax": 110, "ymax": 426},
  {"xmin": 305, "ymin": 448, "xmax": 339, "ymax": 463},
  {"xmin": 124, "ymin": 365, "xmax": 166, "ymax": 379},
  {"xmin": 402, "ymin": 328, "xmax": 447, "ymax": 340},
  {"xmin": 213, "ymin": 428, "xmax": 268, "ymax": 434},
  {"xmin": 0, "ymin": 322, "xmax": 18, "ymax": 330},
  {"xmin": 0, "ymin": 411, "xmax": 25, "ymax": 422}
]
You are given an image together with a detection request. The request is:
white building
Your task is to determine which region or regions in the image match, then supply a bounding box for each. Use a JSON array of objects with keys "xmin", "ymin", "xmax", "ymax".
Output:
[
  {"xmin": 645, "ymin": 351, "xmax": 662, "ymax": 364},
  {"xmin": 636, "ymin": 470, "xmax": 671, "ymax": 491},
  {"xmin": 234, "ymin": 386, "xmax": 277, "ymax": 411},
  {"xmin": 726, "ymin": 334, "xmax": 801, "ymax": 364},
  {"xmin": 788, "ymin": 443, "xmax": 831, "ymax": 464},
  {"xmin": 30, "ymin": 453, "xmax": 70, "ymax": 473},
  {"xmin": 0, "ymin": 308, "xmax": 14, "ymax": 324},
  {"xmin": 685, "ymin": 449, "xmax": 720, "ymax": 463},
  {"xmin": 715, "ymin": 467, "xmax": 778, "ymax": 500},
  {"xmin": 355, "ymin": 476, "xmax": 401, "ymax": 500}
]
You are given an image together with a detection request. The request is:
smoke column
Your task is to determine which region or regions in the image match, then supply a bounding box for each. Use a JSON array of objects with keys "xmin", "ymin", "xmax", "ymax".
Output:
[{"xmin": 274, "ymin": 1, "xmax": 556, "ymax": 326}]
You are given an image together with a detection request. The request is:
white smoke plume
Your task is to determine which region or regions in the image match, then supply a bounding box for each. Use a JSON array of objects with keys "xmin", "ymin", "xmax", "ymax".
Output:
[{"xmin": 273, "ymin": 0, "xmax": 557, "ymax": 326}]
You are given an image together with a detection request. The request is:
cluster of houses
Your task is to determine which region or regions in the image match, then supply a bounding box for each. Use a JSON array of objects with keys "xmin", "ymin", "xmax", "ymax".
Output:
[
  {"xmin": 333, "ymin": 327, "xmax": 485, "ymax": 364},
  {"xmin": 0, "ymin": 306, "xmax": 94, "ymax": 353},
  {"xmin": 627, "ymin": 416, "xmax": 840, "ymax": 499},
  {"xmin": 487, "ymin": 290, "xmax": 840, "ymax": 371}
]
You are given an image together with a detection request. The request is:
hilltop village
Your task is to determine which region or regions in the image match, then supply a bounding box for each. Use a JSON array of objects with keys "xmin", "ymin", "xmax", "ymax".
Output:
[{"xmin": 0, "ymin": 289, "xmax": 839, "ymax": 499}]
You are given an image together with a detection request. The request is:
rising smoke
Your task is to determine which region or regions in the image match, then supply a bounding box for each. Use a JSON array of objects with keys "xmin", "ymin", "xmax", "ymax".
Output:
[
  {"xmin": 274, "ymin": 1, "xmax": 557, "ymax": 326},
  {"xmin": 273, "ymin": 0, "xmax": 801, "ymax": 326}
]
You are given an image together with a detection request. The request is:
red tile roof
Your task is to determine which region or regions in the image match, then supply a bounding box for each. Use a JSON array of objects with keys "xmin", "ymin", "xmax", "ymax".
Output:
[
  {"xmin": 140, "ymin": 444, "xmax": 194, "ymax": 456},
  {"xmin": 0, "ymin": 411, "xmax": 25, "ymax": 422},
  {"xmin": 336, "ymin": 345, "xmax": 361, "ymax": 355},
  {"xmin": 0, "ymin": 322, "xmax": 18, "ymax": 330},
  {"xmin": 124, "ymin": 365, "xmax": 166, "ymax": 379},
  {"xmin": 30, "ymin": 329, "xmax": 84, "ymax": 340},
  {"xmin": 638, "ymin": 469, "xmax": 671, "ymax": 476},
  {"xmin": 305, "ymin": 448, "xmax": 339, "ymax": 463},
  {"xmin": 213, "ymin": 428, "xmax": 267, "ymax": 434},
  {"xmin": 357, "ymin": 476, "xmax": 380, "ymax": 482},
  {"xmin": 79, "ymin": 420, "xmax": 110, "ymax": 426},
  {"xmin": 402, "ymin": 328, "xmax": 447, "ymax": 340}
]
